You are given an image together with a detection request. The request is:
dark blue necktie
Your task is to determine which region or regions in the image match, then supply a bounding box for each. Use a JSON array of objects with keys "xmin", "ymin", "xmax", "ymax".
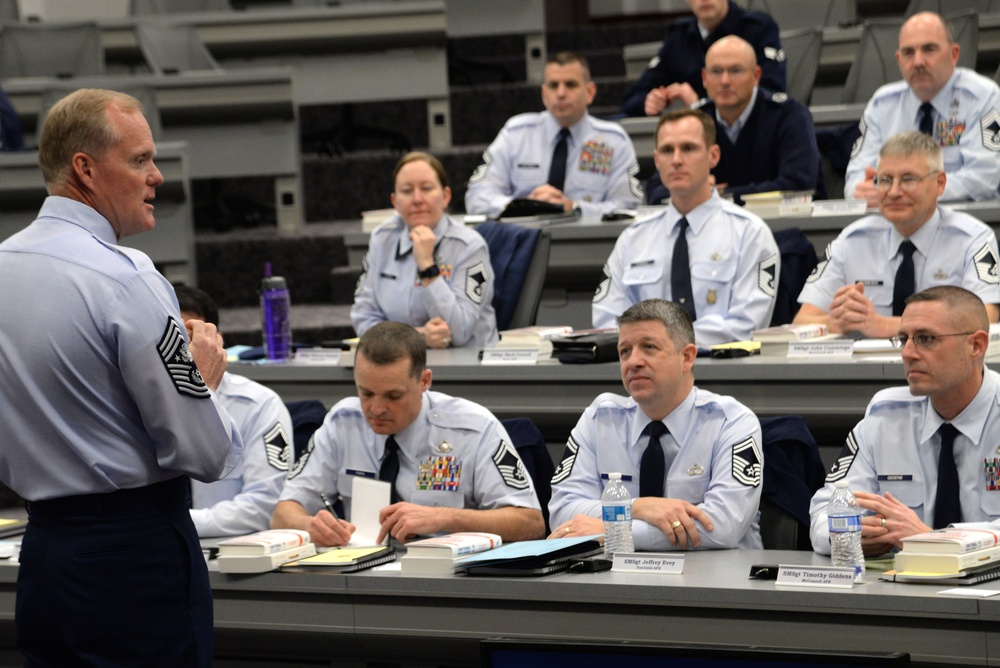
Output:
[
  {"xmin": 892, "ymin": 240, "xmax": 917, "ymax": 317},
  {"xmin": 934, "ymin": 423, "xmax": 961, "ymax": 529},
  {"xmin": 379, "ymin": 435, "xmax": 401, "ymax": 504},
  {"xmin": 918, "ymin": 102, "xmax": 935, "ymax": 138},
  {"xmin": 547, "ymin": 127, "xmax": 570, "ymax": 192},
  {"xmin": 671, "ymin": 217, "xmax": 696, "ymax": 321},
  {"xmin": 639, "ymin": 421, "xmax": 668, "ymax": 497}
]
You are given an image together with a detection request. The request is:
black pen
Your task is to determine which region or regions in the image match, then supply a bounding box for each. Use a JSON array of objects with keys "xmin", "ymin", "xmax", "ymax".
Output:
[{"xmin": 320, "ymin": 493, "xmax": 340, "ymax": 520}]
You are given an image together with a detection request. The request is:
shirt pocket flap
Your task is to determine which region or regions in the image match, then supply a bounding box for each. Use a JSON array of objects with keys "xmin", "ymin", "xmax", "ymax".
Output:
[
  {"xmin": 623, "ymin": 263, "xmax": 664, "ymax": 286},
  {"xmin": 691, "ymin": 259, "xmax": 738, "ymax": 284}
]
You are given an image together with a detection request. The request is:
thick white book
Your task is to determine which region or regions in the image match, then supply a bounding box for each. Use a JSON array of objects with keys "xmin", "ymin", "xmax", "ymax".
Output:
[
  {"xmin": 900, "ymin": 528, "xmax": 1000, "ymax": 554},
  {"xmin": 217, "ymin": 529, "xmax": 312, "ymax": 556},
  {"xmin": 217, "ymin": 542, "xmax": 317, "ymax": 573},
  {"xmin": 398, "ymin": 553, "xmax": 469, "ymax": 575},
  {"xmin": 752, "ymin": 323, "xmax": 828, "ymax": 342},
  {"xmin": 404, "ymin": 532, "xmax": 502, "ymax": 558},
  {"xmin": 893, "ymin": 544, "xmax": 1000, "ymax": 574}
]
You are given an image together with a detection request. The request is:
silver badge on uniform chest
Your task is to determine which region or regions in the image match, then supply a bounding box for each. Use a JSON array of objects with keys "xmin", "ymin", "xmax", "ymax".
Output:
[
  {"xmin": 435, "ymin": 441, "xmax": 452, "ymax": 454},
  {"xmin": 687, "ymin": 463, "xmax": 705, "ymax": 476}
]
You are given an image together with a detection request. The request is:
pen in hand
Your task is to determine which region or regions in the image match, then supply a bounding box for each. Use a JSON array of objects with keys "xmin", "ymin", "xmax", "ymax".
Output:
[{"xmin": 320, "ymin": 493, "xmax": 341, "ymax": 522}]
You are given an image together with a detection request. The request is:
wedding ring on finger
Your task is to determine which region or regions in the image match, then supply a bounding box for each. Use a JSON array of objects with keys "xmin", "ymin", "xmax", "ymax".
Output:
[
  {"xmin": 670, "ymin": 520, "xmax": 682, "ymax": 530},
  {"xmin": 881, "ymin": 517, "xmax": 887, "ymax": 529}
]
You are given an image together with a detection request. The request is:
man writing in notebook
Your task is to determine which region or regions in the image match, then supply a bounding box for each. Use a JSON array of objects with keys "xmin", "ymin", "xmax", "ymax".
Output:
[
  {"xmin": 809, "ymin": 287, "xmax": 1000, "ymax": 557},
  {"xmin": 271, "ymin": 321, "xmax": 544, "ymax": 545},
  {"xmin": 549, "ymin": 299, "xmax": 763, "ymax": 550}
]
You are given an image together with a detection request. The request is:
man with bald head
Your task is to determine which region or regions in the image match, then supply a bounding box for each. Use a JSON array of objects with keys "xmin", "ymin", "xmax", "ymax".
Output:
[
  {"xmin": 847, "ymin": 11, "xmax": 1000, "ymax": 204},
  {"xmin": 621, "ymin": 0, "xmax": 785, "ymax": 118},
  {"xmin": 646, "ymin": 35, "xmax": 820, "ymax": 204},
  {"xmin": 809, "ymin": 287, "xmax": 1000, "ymax": 557}
]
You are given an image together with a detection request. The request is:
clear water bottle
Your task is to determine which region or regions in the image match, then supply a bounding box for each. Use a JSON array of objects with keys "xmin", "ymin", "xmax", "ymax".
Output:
[
  {"xmin": 260, "ymin": 262, "xmax": 292, "ymax": 361},
  {"xmin": 602, "ymin": 472, "xmax": 635, "ymax": 557},
  {"xmin": 827, "ymin": 480, "xmax": 865, "ymax": 583}
]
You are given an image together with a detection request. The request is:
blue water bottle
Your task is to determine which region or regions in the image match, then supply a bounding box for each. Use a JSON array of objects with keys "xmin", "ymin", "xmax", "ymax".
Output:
[{"xmin": 261, "ymin": 262, "xmax": 291, "ymax": 361}]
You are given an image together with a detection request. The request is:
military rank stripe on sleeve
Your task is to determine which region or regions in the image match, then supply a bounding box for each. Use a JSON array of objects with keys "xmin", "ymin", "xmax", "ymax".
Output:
[
  {"xmin": 157, "ymin": 317, "xmax": 209, "ymax": 399},
  {"xmin": 288, "ymin": 434, "xmax": 315, "ymax": 479},
  {"xmin": 493, "ymin": 439, "xmax": 531, "ymax": 490},
  {"xmin": 264, "ymin": 422, "xmax": 291, "ymax": 471},
  {"xmin": 550, "ymin": 437, "xmax": 580, "ymax": 485},
  {"xmin": 731, "ymin": 436, "xmax": 762, "ymax": 487},
  {"xmin": 826, "ymin": 431, "xmax": 860, "ymax": 483}
]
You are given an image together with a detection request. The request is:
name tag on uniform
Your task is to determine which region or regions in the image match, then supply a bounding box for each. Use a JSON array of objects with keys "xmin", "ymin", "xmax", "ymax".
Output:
[
  {"xmin": 516, "ymin": 163, "xmax": 540, "ymax": 169},
  {"xmin": 601, "ymin": 473, "xmax": 633, "ymax": 482},
  {"xmin": 877, "ymin": 474, "xmax": 913, "ymax": 481},
  {"xmin": 379, "ymin": 272, "xmax": 397, "ymax": 280},
  {"xmin": 346, "ymin": 469, "xmax": 376, "ymax": 479}
]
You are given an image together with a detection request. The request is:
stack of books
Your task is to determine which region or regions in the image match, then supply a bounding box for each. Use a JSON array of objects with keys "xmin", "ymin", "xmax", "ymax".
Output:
[
  {"xmin": 399, "ymin": 532, "xmax": 503, "ymax": 575},
  {"xmin": 216, "ymin": 529, "xmax": 316, "ymax": 574},
  {"xmin": 882, "ymin": 528, "xmax": 1000, "ymax": 584},
  {"xmin": 481, "ymin": 325, "xmax": 572, "ymax": 365},
  {"xmin": 741, "ymin": 190, "xmax": 812, "ymax": 218},
  {"xmin": 750, "ymin": 323, "xmax": 849, "ymax": 358}
]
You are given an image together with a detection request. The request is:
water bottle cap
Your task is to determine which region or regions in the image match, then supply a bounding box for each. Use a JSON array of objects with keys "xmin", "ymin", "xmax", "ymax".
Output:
[
  {"xmin": 835, "ymin": 480, "xmax": 849, "ymax": 488},
  {"xmin": 608, "ymin": 472, "xmax": 622, "ymax": 480}
]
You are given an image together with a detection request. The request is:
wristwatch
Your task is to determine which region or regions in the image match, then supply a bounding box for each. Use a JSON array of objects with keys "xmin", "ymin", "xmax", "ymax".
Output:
[{"xmin": 418, "ymin": 264, "xmax": 440, "ymax": 279}]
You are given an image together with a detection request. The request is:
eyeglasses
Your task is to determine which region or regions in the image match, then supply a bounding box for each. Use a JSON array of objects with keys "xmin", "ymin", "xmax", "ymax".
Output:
[
  {"xmin": 705, "ymin": 66, "xmax": 751, "ymax": 79},
  {"xmin": 889, "ymin": 331, "xmax": 975, "ymax": 350},
  {"xmin": 873, "ymin": 171, "xmax": 940, "ymax": 191}
]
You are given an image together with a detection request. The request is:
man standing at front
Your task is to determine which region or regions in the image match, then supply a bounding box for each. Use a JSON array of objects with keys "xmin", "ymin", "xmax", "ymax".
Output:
[
  {"xmin": 593, "ymin": 108, "xmax": 778, "ymax": 346},
  {"xmin": 272, "ymin": 321, "xmax": 544, "ymax": 545},
  {"xmin": 846, "ymin": 12, "xmax": 1000, "ymax": 204},
  {"xmin": 550, "ymin": 299, "xmax": 763, "ymax": 550},
  {"xmin": 465, "ymin": 51, "xmax": 642, "ymax": 219},
  {"xmin": 0, "ymin": 89, "xmax": 243, "ymax": 666},
  {"xmin": 796, "ymin": 131, "xmax": 999, "ymax": 337},
  {"xmin": 810, "ymin": 287, "xmax": 1000, "ymax": 556}
]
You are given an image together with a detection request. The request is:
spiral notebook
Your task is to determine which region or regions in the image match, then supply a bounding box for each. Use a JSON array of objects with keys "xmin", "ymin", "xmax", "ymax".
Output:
[{"xmin": 881, "ymin": 562, "xmax": 1000, "ymax": 586}]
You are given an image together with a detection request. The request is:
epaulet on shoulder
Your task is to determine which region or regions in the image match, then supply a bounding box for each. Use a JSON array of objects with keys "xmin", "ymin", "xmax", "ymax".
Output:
[
  {"xmin": 505, "ymin": 113, "xmax": 543, "ymax": 132},
  {"xmin": 589, "ymin": 116, "xmax": 630, "ymax": 139},
  {"xmin": 867, "ymin": 386, "xmax": 921, "ymax": 413},
  {"xmin": 763, "ymin": 90, "xmax": 789, "ymax": 105},
  {"xmin": 872, "ymin": 80, "xmax": 910, "ymax": 100},
  {"xmin": 841, "ymin": 214, "xmax": 883, "ymax": 236},
  {"xmin": 370, "ymin": 217, "xmax": 402, "ymax": 236},
  {"xmin": 427, "ymin": 401, "xmax": 489, "ymax": 433},
  {"xmin": 591, "ymin": 393, "xmax": 632, "ymax": 413},
  {"xmin": 722, "ymin": 199, "xmax": 760, "ymax": 222}
]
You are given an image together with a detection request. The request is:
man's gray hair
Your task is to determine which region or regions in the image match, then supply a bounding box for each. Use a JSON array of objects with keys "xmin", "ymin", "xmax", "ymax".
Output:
[
  {"xmin": 879, "ymin": 131, "xmax": 944, "ymax": 173},
  {"xmin": 617, "ymin": 299, "xmax": 695, "ymax": 349}
]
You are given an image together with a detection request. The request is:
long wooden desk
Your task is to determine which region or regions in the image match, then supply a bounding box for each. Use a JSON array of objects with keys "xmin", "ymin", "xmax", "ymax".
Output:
[
  {"xmin": 0, "ymin": 548, "xmax": 991, "ymax": 666},
  {"xmin": 0, "ymin": 143, "xmax": 197, "ymax": 286},
  {"xmin": 4, "ymin": 69, "xmax": 304, "ymax": 232}
]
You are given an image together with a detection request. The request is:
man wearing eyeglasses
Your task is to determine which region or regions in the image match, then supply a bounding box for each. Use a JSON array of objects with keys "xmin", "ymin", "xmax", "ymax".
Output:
[
  {"xmin": 809, "ymin": 286, "xmax": 1000, "ymax": 556},
  {"xmin": 645, "ymin": 36, "xmax": 820, "ymax": 205},
  {"xmin": 846, "ymin": 12, "xmax": 1000, "ymax": 204},
  {"xmin": 794, "ymin": 131, "xmax": 999, "ymax": 338}
]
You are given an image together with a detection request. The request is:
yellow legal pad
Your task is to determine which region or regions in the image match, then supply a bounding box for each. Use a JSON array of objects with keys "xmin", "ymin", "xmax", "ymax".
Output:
[{"xmin": 282, "ymin": 545, "xmax": 396, "ymax": 572}]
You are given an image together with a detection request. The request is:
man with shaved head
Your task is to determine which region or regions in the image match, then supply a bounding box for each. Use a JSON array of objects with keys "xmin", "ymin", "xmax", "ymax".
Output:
[
  {"xmin": 809, "ymin": 287, "xmax": 1000, "ymax": 557},
  {"xmin": 847, "ymin": 11, "xmax": 1000, "ymax": 204},
  {"xmin": 646, "ymin": 35, "xmax": 820, "ymax": 204}
]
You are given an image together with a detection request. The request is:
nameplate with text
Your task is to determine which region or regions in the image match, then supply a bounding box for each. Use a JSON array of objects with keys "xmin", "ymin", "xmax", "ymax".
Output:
[
  {"xmin": 776, "ymin": 564, "xmax": 856, "ymax": 588},
  {"xmin": 294, "ymin": 349, "xmax": 342, "ymax": 364},
  {"xmin": 612, "ymin": 552, "xmax": 685, "ymax": 574},
  {"xmin": 787, "ymin": 341, "xmax": 855, "ymax": 358},
  {"xmin": 480, "ymin": 349, "xmax": 539, "ymax": 365}
]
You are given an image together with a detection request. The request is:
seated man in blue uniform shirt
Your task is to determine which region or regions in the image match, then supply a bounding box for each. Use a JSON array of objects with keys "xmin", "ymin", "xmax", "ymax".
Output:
[
  {"xmin": 175, "ymin": 284, "xmax": 294, "ymax": 537},
  {"xmin": 465, "ymin": 51, "xmax": 643, "ymax": 219},
  {"xmin": 271, "ymin": 321, "xmax": 545, "ymax": 546},
  {"xmin": 796, "ymin": 131, "xmax": 1000, "ymax": 338},
  {"xmin": 594, "ymin": 108, "xmax": 779, "ymax": 347},
  {"xmin": 810, "ymin": 287, "xmax": 1000, "ymax": 556},
  {"xmin": 621, "ymin": 0, "xmax": 785, "ymax": 117},
  {"xmin": 646, "ymin": 36, "xmax": 821, "ymax": 205},
  {"xmin": 847, "ymin": 12, "xmax": 1000, "ymax": 204},
  {"xmin": 549, "ymin": 299, "xmax": 763, "ymax": 550}
]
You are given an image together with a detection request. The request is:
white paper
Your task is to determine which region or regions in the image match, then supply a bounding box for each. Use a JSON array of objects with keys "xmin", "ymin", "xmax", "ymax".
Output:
[
  {"xmin": 348, "ymin": 478, "xmax": 392, "ymax": 546},
  {"xmin": 938, "ymin": 587, "xmax": 1000, "ymax": 598}
]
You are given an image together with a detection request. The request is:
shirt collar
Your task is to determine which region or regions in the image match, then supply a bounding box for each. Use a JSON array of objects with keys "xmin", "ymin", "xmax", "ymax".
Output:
[
  {"xmin": 39, "ymin": 196, "xmax": 118, "ymax": 246},
  {"xmin": 920, "ymin": 368, "xmax": 995, "ymax": 445},
  {"xmin": 630, "ymin": 386, "xmax": 697, "ymax": 449},
  {"xmin": 716, "ymin": 87, "xmax": 758, "ymax": 142},
  {"xmin": 543, "ymin": 112, "xmax": 590, "ymax": 146},
  {"xmin": 886, "ymin": 207, "xmax": 941, "ymax": 260},
  {"xmin": 908, "ymin": 69, "xmax": 960, "ymax": 117},
  {"xmin": 667, "ymin": 189, "xmax": 724, "ymax": 237},
  {"xmin": 395, "ymin": 215, "xmax": 449, "ymax": 259}
]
